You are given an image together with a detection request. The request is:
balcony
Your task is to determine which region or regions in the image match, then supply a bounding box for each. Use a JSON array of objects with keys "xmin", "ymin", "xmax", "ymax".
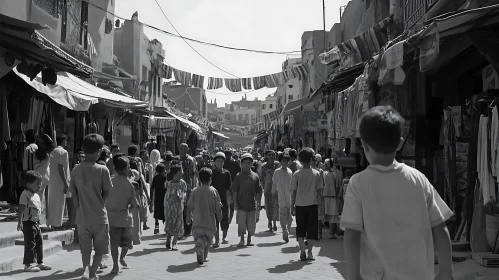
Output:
[{"xmin": 404, "ymin": 0, "xmax": 428, "ymax": 29}]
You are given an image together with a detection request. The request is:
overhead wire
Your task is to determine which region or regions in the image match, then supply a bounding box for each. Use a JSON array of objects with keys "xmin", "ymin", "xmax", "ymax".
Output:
[{"xmin": 82, "ymin": 0, "xmax": 300, "ymax": 55}]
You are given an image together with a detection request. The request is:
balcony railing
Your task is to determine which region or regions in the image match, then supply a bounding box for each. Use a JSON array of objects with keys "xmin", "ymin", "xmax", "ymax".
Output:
[{"xmin": 404, "ymin": 0, "xmax": 427, "ymax": 29}]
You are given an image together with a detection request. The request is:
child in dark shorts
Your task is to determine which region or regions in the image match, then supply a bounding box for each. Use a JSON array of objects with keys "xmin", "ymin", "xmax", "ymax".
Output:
[{"xmin": 107, "ymin": 156, "xmax": 138, "ymax": 274}]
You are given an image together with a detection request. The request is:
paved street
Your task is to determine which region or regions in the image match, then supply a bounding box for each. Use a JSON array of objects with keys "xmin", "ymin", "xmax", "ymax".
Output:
[{"xmin": 0, "ymin": 214, "xmax": 346, "ymax": 280}]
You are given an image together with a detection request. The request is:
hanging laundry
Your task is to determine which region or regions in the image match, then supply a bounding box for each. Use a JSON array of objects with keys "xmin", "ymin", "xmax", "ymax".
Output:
[
  {"xmin": 173, "ymin": 69, "xmax": 192, "ymax": 86},
  {"xmin": 192, "ymin": 74, "xmax": 205, "ymax": 89},
  {"xmin": 283, "ymin": 69, "xmax": 295, "ymax": 82},
  {"xmin": 207, "ymin": 77, "xmax": 223, "ymax": 89},
  {"xmin": 265, "ymin": 74, "xmax": 281, "ymax": 88},
  {"xmin": 224, "ymin": 78, "xmax": 242, "ymax": 92},
  {"xmin": 252, "ymin": 76, "xmax": 267, "ymax": 90},
  {"xmin": 160, "ymin": 64, "xmax": 173, "ymax": 79},
  {"xmin": 292, "ymin": 65, "xmax": 308, "ymax": 81},
  {"xmin": 241, "ymin": 78, "xmax": 252, "ymax": 90},
  {"xmin": 384, "ymin": 41, "xmax": 404, "ymax": 70}
]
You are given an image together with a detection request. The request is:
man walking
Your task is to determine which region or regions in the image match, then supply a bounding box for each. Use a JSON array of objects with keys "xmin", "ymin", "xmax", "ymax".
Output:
[
  {"xmin": 179, "ymin": 143, "xmax": 197, "ymax": 238},
  {"xmin": 259, "ymin": 150, "xmax": 280, "ymax": 232},
  {"xmin": 47, "ymin": 134, "xmax": 70, "ymax": 229}
]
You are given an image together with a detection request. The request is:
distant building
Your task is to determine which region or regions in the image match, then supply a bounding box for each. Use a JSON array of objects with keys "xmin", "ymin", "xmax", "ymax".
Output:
[
  {"xmin": 231, "ymin": 94, "xmax": 262, "ymax": 120},
  {"xmin": 163, "ymin": 84, "xmax": 208, "ymax": 118},
  {"xmin": 114, "ymin": 13, "xmax": 165, "ymax": 106},
  {"xmin": 261, "ymin": 94, "xmax": 277, "ymax": 116},
  {"xmin": 227, "ymin": 107, "xmax": 257, "ymax": 125}
]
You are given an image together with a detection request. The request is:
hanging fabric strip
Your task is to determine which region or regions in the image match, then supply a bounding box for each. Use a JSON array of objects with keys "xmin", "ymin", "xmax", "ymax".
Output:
[
  {"xmin": 160, "ymin": 64, "xmax": 173, "ymax": 79},
  {"xmin": 283, "ymin": 69, "xmax": 295, "ymax": 82},
  {"xmin": 207, "ymin": 77, "xmax": 223, "ymax": 89},
  {"xmin": 173, "ymin": 68, "xmax": 192, "ymax": 86},
  {"xmin": 241, "ymin": 78, "xmax": 252, "ymax": 90},
  {"xmin": 191, "ymin": 74, "xmax": 205, "ymax": 89},
  {"xmin": 224, "ymin": 78, "xmax": 242, "ymax": 92},
  {"xmin": 252, "ymin": 76, "xmax": 267, "ymax": 90},
  {"xmin": 293, "ymin": 65, "xmax": 308, "ymax": 81}
]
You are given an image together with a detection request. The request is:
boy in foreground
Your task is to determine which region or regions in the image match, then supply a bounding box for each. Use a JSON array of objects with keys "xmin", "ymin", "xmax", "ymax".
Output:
[
  {"xmin": 107, "ymin": 156, "xmax": 138, "ymax": 274},
  {"xmin": 291, "ymin": 148, "xmax": 323, "ymax": 261},
  {"xmin": 272, "ymin": 152, "xmax": 293, "ymax": 243},
  {"xmin": 17, "ymin": 171, "xmax": 52, "ymax": 272},
  {"xmin": 341, "ymin": 106, "xmax": 453, "ymax": 280},
  {"xmin": 70, "ymin": 134, "xmax": 113, "ymax": 280},
  {"xmin": 232, "ymin": 153, "xmax": 262, "ymax": 247},
  {"xmin": 187, "ymin": 168, "xmax": 222, "ymax": 265}
]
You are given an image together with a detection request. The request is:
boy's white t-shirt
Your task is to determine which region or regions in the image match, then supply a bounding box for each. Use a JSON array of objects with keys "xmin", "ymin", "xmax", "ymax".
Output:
[{"xmin": 340, "ymin": 162, "xmax": 453, "ymax": 280}]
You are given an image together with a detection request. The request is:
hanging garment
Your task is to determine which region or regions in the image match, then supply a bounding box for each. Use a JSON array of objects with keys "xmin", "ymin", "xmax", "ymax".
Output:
[
  {"xmin": 291, "ymin": 65, "xmax": 307, "ymax": 81},
  {"xmin": 46, "ymin": 146, "xmax": 69, "ymax": 227},
  {"xmin": 477, "ymin": 116, "xmax": 496, "ymax": 205},
  {"xmin": 27, "ymin": 97, "xmax": 44, "ymax": 132},
  {"xmin": 265, "ymin": 73, "xmax": 284, "ymax": 88},
  {"xmin": 191, "ymin": 74, "xmax": 204, "ymax": 89},
  {"xmin": 283, "ymin": 69, "xmax": 295, "ymax": 82},
  {"xmin": 252, "ymin": 76, "xmax": 267, "ymax": 90},
  {"xmin": 492, "ymin": 106, "xmax": 499, "ymax": 178},
  {"xmin": 207, "ymin": 77, "xmax": 223, "ymax": 89},
  {"xmin": 160, "ymin": 64, "xmax": 173, "ymax": 79},
  {"xmin": 241, "ymin": 78, "xmax": 252, "ymax": 90},
  {"xmin": 224, "ymin": 78, "xmax": 242, "ymax": 92},
  {"xmin": 173, "ymin": 69, "xmax": 192, "ymax": 86},
  {"xmin": 0, "ymin": 83, "xmax": 11, "ymax": 150},
  {"xmin": 443, "ymin": 110, "xmax": 457, "ymax": 214}
]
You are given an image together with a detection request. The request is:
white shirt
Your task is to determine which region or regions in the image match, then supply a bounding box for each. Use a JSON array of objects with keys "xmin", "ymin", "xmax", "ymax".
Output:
[
  {"xmin": 340, "ymin": 162, "xmax": 453, "ymax": 280},
  {"xmin": 272, "ymin": 167, "xmax": 293, "ymax": 208}
]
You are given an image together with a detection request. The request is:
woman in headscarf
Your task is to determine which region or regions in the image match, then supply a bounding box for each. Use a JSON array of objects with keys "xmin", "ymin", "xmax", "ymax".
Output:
[{"xmin": 148, "ymin": 149, "xmax": 161, "ymax": 186}]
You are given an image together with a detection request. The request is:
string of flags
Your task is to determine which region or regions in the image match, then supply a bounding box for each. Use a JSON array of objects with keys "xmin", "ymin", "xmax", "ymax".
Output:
[{"xmin": 154, "ymin": 61, "xmax": 308, "ymax": 92}]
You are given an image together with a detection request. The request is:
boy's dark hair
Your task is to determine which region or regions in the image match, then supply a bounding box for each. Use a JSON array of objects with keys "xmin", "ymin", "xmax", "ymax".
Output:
[
  {"xmin": 359, "ymin": 105, "xmax": 403, "ymax": 154},
  {"xmin": 289, "ymin": 149, "xmax": 297, "ymax": 158},
  {"xmin": 56, "ymin": 134, "xmax": 67, "ymax": 146},
  {"xmin": 265, "ymin": 150, "xmax": 275, "ymax": 156},
  {"xmin": 23, "ymin": 170, "xmax": 43, "ymax": 185},
  {"xmin": 113, "ymin": 153, "xmax": 126, "ymax": 163},
  {"xmin": 25, "ymin": 129, "xmax": 37, "ymax": 144},
  {"xmin": 78, "ymin": 150, "xmax": 85, "ymax": 155},
  {"xmin": 163, "ymin": 152, "xmax": 173, "ymax": 162},
  {"xmin": 128, "ymin": 156, "xmax": 139, "ymax": 171},
  {"xmin": 114, "ymin": 156, "xmax": 130, "ymax": 172},
  {"xmin": 169, "ymin": 164, "xmax": 182, "ymax": 175},
  {"xmin": 128, "ymin": 145, "xmax": 139, "ymax": 156},
  {"xmin": 344, "ymin": 169, "xmax": 354, "ymax": 178},
  {"xmin": 98, "ymin": 146, "xmax": 110, "ymax": 162},
  {"xmin": 278, "ymin": 153, "xmax": 290, "ymax": 162},
  {"xmin": 139, "ymin": 149, "xmax": 148, "ymax": 156},
  {"xmin": 110, "ymin": 143, "xmax": 120, "ymax": 151},
  {"xmin": 82, "ymin": 134, "xmax": 105, "ymax": 154},
  {"xmin": 155, "ymin": 163, "xmax": 166, "ymax": 174},
  {"xmin": 298, "ymin": 147, "xmax": 315, "ymax": 164},
  {"xmin": 198, "ymin": 167, "xmax": 212, "ymax": 184}
]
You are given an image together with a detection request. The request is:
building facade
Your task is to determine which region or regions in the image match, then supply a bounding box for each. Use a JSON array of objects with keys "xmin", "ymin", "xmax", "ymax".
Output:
[
  {"xmin": 114, "ymin": 13, "xmax": 165, "ymax": 106},
  {"xmin": 301, "ymin": 30, "xmax": 329, "ymax": 98},
  {"xmin": 277, "ymin": 57, "xmax": 302, "ymax": 109},
  {"xmin": 231, "ymin": 97, "xmax": 262, "ymax": 120},
  {"xmin": 227, "ymin": 107, "xmax": 257, "ymax": 125},
  {"xmin": 261, "ymin": 94, "xmax": 277, "ymax": 116},
  {"xmin": 162, "ymin": 84, "xmax": 208, "ymax": 118}
]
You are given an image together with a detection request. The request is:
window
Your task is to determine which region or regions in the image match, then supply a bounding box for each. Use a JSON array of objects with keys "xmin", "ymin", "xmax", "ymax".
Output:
[
  {"xmin": 262, "ymin": 104, "xmax": 266, "ymax": 109},
  {"xmin": 238, "ymin": 114, "xmax": 242, "ymax": 121},
  {"xmin": 80, "ymin": 0, "xmax": 89, "ymax": 49},
  {"xmin": 288, "ymin": 95, "xmax": 294, "ymax": 100},
  {"xmin": 34, "ymin": 0, "xmax": 59, "ymax": 18},
  {"xmin": 270, "ymin": 104, "xmax": 273, "ymax": 109},
  {"xmin": 60, "ymin": 0, "xmax": 67, "ymax": 43},
  {"xmin": 142, "ymin": 66, "xmax": 148, "ymax": 82},
  {"xmin": 245, "ymin": 114, "xmax": 249, "ymax": 120}
]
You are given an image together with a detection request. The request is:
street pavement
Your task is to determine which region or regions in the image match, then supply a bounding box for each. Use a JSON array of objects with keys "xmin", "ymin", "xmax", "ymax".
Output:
[{"xmin": 0, "ymin": 214, "xmax": 346, "ymax": 280}]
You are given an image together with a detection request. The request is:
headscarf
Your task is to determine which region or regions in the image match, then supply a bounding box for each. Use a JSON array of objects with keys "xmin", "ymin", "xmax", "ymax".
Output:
[{"xmin": 149, "ymin": 149, "xmax": 161, "ymax": 184}]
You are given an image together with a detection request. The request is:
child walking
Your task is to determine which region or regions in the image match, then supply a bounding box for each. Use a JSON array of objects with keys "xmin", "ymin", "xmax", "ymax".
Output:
[
  {"xmin": 211, "ymin": 152, "xmax": 232, "ymax": 247},
  {"xmin": 342, "ymin": 106, "xmax": 453, "ymax": 280},
  {"xmin": 17, "ymin": 171, "xmax": 52, "ymax": 272},
  {"xmin": 150, "ymin": 163, "xmax": 167, "ymax": 234},
  {"xmin": 164, "ymin": 164, "xmax": 187, "ymax": 250},
  {"xmin": 290, "ymin": 148, "xmax": 323, "ymax": 261},
  {"xmin": 187, "ymin": 168, "xmax": 223, "ymax": 264},
  {"xmin": 69, "ymin": 134, "xmax": 112, "ymax": 280},
  {"xmin": 107, "ymin": 156, "xmax": 138, "ymax": 274},
  {"xmin": 271, "ymin": 153, "xmax": 293, "ymax": 243},
  {"xmin": 322, "ymin": 159, "xmax": 343, "ymax": 239},
  {"xmin": 232, "ymin": 153, "xmax": 262, "ymax": 247}
]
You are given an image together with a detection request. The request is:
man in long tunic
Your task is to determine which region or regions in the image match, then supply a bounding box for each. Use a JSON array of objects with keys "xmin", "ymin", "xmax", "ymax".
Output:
[
  {"xmin": 259, "ymin": 150, "xmax": 280, "ymax": 232},
  {"xmin": 47, "ymin": 134, "xmax": 70, "ymax": 228}
]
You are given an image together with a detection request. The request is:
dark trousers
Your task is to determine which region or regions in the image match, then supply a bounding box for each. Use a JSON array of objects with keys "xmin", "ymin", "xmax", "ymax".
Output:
[
  {"xmin": 22, "ymin": 221, "xmax": 43, "ymax": 265},
  {"xmin": 215, "ymin": 206, "xmax": 230, "ymax": 240},
  {"xmin": 183, "ymin": 208, "xmax": 192, "ymax": 235}
]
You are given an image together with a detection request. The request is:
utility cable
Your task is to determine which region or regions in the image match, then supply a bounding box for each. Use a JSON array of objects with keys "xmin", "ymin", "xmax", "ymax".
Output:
[{"xmin": 82, "ymin": 0, "xmax": 300, "ymax": 55}]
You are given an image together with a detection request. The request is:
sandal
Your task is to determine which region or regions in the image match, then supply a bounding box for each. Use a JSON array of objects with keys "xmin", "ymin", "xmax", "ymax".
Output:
[
  {"xmin": 237, "ymin": 241, "xmax": 245, "ymax": 247},
  {"xmin": 212, "ymin": 242, "xmax": 220, "ymax": 248},
  {"xmin": 110, "ymin": 268, "xmax": 119, "ymax": 274},
  {"xmin": 24, "ymin": 265, "xmax": 41, "ymax": 272},
  {"xmin": 37, "ymin": 263, "xmax": 52, "ymax": 270},
  {"xmin": 300, "ymin": 252, "xmax": 307, "ymax": 261}
]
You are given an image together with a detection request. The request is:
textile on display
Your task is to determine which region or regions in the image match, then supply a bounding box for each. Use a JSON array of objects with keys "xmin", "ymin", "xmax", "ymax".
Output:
[
  {"xmin": 265, "ymin": 73, "xmax": 283, "ymax": 88},
  {"xmin": 173, "ymin": 69, "xmax": 192, "ymax": 87},
  {"xmin": 207, "ymin": 77, "xmax": 223, "ymax": 89},
  {"xmin": 159, "ymin": 64, "xmax": 173, "ymax": 79},
  {"xmin": 241, "ymin": 78, "xmax": 252, "ymax": 90},
  {"xmin": 224, "ymin": 78, "xmax": 242, "ymax": 92},
  {"xmin": 191, "ymin": 74, "xmax": 204, "ymax": 89},
  {"xmin": 252, "ymin": 76, "xmax": 267, "ymax": 90}
]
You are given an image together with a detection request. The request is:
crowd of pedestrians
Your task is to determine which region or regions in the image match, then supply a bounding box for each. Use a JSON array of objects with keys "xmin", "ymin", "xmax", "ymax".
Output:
[{"xmin": 16, "ymin": 105, "xmax": 455, "ymax": 280}]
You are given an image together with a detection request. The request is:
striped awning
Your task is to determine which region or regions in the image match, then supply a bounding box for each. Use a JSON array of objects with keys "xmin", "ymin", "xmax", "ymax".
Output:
[{"xmin": 319, "ymin": 15, "xmax": 393, "ymax": 68}]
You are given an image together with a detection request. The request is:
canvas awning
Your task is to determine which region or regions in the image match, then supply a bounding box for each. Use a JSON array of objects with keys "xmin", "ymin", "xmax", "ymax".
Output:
[
  {"xmin": 0, "ymin": 13, "xmax": 93, "ymax": 77},
  {"xmin": 14, "ymin": 68, "xmax": 147, "ymax": 109},
  {"xmin": 212, "ymin": 131, "xmax": 229, "ymax": 139},
  {"xmin": 280, "ymin": 97, "xmax": 309, "ymax": 116},
  {"xmin": 422, "ymin": 4, "xmax": 499, "ymax": 39},
  {"xmin": 166, "ymin": 111, "xmax": 202, "ymax": 133},
  {"xmin": 13, "ymin": 68, "xmax": 97, "ymax": 111}
]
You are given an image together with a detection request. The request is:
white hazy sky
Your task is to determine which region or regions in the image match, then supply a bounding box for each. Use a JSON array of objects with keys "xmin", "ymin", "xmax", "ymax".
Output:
[{"xmin": 115, "ymin": 0, "xmax": 351, "ymax": 106}]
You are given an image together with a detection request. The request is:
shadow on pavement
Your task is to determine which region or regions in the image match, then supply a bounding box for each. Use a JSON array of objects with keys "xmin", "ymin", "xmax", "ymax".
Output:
[
  {"xmin": 140, "ymin": 235, "xmax": 162, "ymax": 242},
  {"xmin": 253, "ymin": 231, "xmax": 275, "ymax": 237},
  {"xmin": 267, "ymin": 260, "xmax": 311, "ymax": 273},
  {"xmin": 166, "ymin": 262, "xmax": 201, "ymax": 273},
  {"xmin": 237, "ymin": 254, "xmax": 251, "ymax": 257},
  {"xmin": 256, "ymin": 242, "xmax": 286, "ymax": 248},
  {"xmin": 281, "ymin": 246, "xmax": 300, "ymax": 254},
  {"xmin": 127, "ymin": 247, "xmax": 167, "ymax": 257},
  {"xmin": 330, "ymin": 261, "xmax": 347, "ymax": 278},
  {"xmin": 180, "ymin": 248, "xmax": 196, "ymax": 255},
  {"xmin": 24, "ymin": 268, "xmax": 85, "ymax": 280},
  {"xmin": 209, "ymin": 245, "xmax": 245, "ymax": 253}
]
